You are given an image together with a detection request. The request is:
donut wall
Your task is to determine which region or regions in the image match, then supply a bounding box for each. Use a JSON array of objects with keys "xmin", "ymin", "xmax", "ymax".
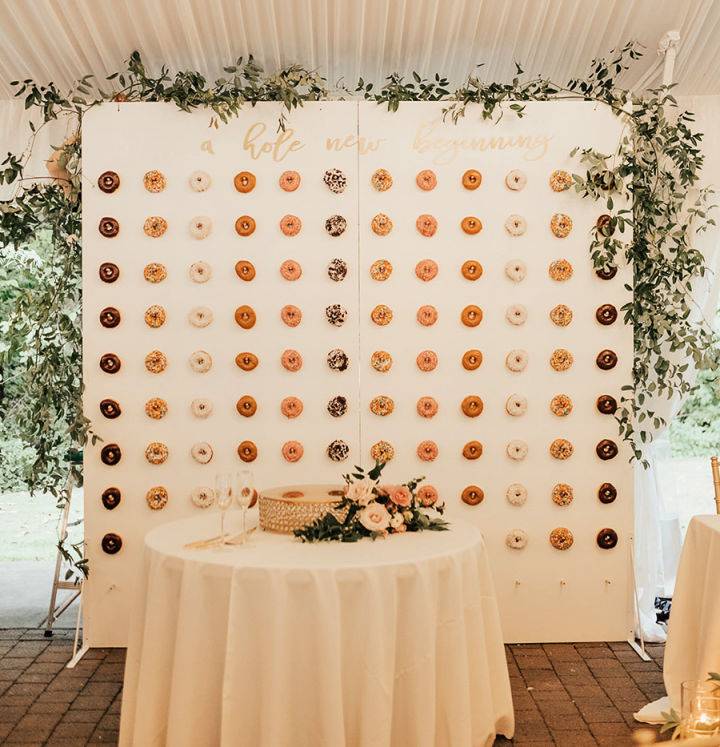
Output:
[{"xmin": 82, "ymin": 100, "xmax": 632, "ymax": 646}]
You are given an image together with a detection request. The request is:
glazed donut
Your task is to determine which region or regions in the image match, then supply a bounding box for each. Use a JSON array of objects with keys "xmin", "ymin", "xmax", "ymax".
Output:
[
  {"xmin": 598, "ymin": 483, "xmax": 617, "ymax": 504},
  {"xmin": 417, "ymin": 486, "xmax": 439, "ymax": 507},
  {"xmin": 325, "ymin": 214, "xmax": 347, "ymax": 237},
  {"xmin": 99, "ymin": 399, "xmax": 121, "ymax": 419},
  {"xmin": 189, "ymin": 350, "xmax": 212, "ymax": 373},
  {"xmin": 596, "ymin": 349, "xmax": 618, "ymax": 370},
  {"xmin": 191, "ymin": 442, "xmax": 213, "ymax": 464},
  {"xmin": 416, "ymin": 440, "xmax": 438, "ymax": 461},
  {"xmin": 461, "ymin": 304, "xmax": 483, "ymax": 327},
  {"xmin": 325, "ymin": 304, "xmax": 348, "ymax": 327},
  {"xmin": 416, "ymin": 396, "xmax": 438, "ymax": 418},
  {"xmin": 416, "ymin": 169, "xmax": 437, "ymax": 191},
  {"xmin": 327, "ymin": 395, "xmax": 347, "ymax": 418},
  {"xmin": 99, "ymin": 353, "xmax": 121, "ymax": 374},
  {"xmin": 372, "ymin": 350, "xmax": 393, "ymax": 372},
  {"xmin": 281, "ymin": 349, "xmax": 303, "ymax": 372},
  {"xmin": 327, "ymin": 348, "xmax": 349, "ymax": 371},
  {"xmin": 234, "ymin": 171, "xmax": 256, "ymax": 193},
  {"xmin": 505, "ymin": 170, "xmax": 527, "ymax": 191},
  {"xmin": 279, "ymin": 170, "xmax": 300, "ymax": 192},
  {"xmin": 188, "ymin": 306, "xmax": 213, "ymax": 328},
  {"xmin": 596, "ymin": 439, "xmax": 619, "ymax": 460},
  {"xmin": 99, "ymin": 262, "xmax": 120, "ymax": 283},
  {"xmin": 596, "ymin": 304, "xmax": 618, "ymax": 325},
  {"xmin": 99, "ymin": 307, "xmax": 121, "ymax": 328},
  {"xmin": 461, "ymin": 260, "xmax": 483, "ymax": 281},
  {"xmin": 371, "ymin": 304, "xmax": 393, "ymax": 326},
  {"xmin": 327, "ymin": 258, "xmax": 348, "ymax": 282},
  {"xmin": 235, "ymin": 216, "xmax": 257, "ymax": 237},
  {"xmin": 101, "ymin": 533, "xmax": 122, "ymax": 554},
  {"xmin": 506, "ymin": 529, "xmax": 528, "ymax": 550},
  {"xmin": 279, "ymin": 259, "xmax": 302, "ymax": 281},
  {"xmin": 505, "ymin": 349, "xmax": 528, "ymax": 372},
  {"xmin": 552, "ymin": 483, "xmax": 574, "ymax": 506},
  {"xmin": 508, "ymin": 440, "xmax": 530, "ymax": 462},
  {"xmin": 505, "ymin": 260, "xmax": 527, "ymax": 282},
  {"xmin": 236, "ymin": 396, "xmax": 257, "ymax": 417},
  {"xmin": 323, "ymin": 168, "xmax": 347, "ymax": 194},
  {"xmin": 596, "ymin": 395, "xmax": 618, "ymax": 415},
  {"xmin": 461, "ymin": 216, "xmax": 482, "ymax": 235},
  {"xmin": 596, "ymin": 528, "xmax": 618, "ymax": 550},
  {"xmin": 506, "ymin": 304, "xmax": 528, "ymax": 326},
  {"xmin": 462, "ymin": 441, "xmax": 483, "ymax": 460},
  {"xmin": 235, "ymin": 352, "xmax": 259, "ymax": 371},
  {"xmin": 461, "ymin": 395, "xmax": 483, "ymax": 417},
  {"xmin": 549, "ymin": 438, "xmax": 574, "ymax": 460},
  {"xmin": 189, "ymin": 170, "xmax": 211, "ymax": 192},
  {"xmin": 234, "ymin": 305, "xmax": 257, "ymax": 329},
  {"xmin": 370, "ymin": 440, "xmax": 394, "ymax": 462},
  {"xmin": 369, "ymin": 259, "xmax": 393, "ymax": 281},
  {"xmin": 144, "ymin": 263, "xmax": 167, "ymax": 283},
  {"xmin": 462, "ymin": 349, "xmax": 483, "ymax": 370},
  {"xmin": 327, "ymin": 439, "xmax": 350, "ymax": 462},
  {"xmin": 416, "ymin": 305, "xmax": 437, "ymax": 326},
  {"xmin": 282, "ymin": 441, "xmax": 304, "ymax": 462},
  {"xmin": 550, "ymin": 348, "xmax": 573, "ymax": 371},
  {"xmin": 415, "ymin": 259, "xmax": 439, "ymax": 282},
  {"xmin": 99, "ymin": 217, "xmax": 120, "ymax": 238},
  {"xmin": 237, "ymin": 441, "xmax": 257, "ymax": 463},
  {"xmin": 506, "ymin": 484, "xmax": 527, "ymax": 506},
  {"xmin": 416, "ymin": 350, "xmax": 437, "ymax": 372},
  {"xmin": 280, "ymin": 304, "xmax": 302, "ymax": 327},
  {"xmin": 100, "ymin": 444, "xmax": 122, "ymax": 465},
  {"xmin": 371, "ymin": 213, "xmax": 393, "ymax": 236},
  {"xmin": 550, "ymin": 213, "xmax": 573, "ymax": 238},
  {"xmin": 143, "ymin": 170, "xmax": 166, "ymax": 193},
  {"xmin": 504, "ymin": 215, "xmax": 527, "ymax": 237},
  {"xmin": 143, "ymin": 216, "xmax": 167, "ymax": 238},
  {"xmin": 548, "ymin": 259, "xmax": 573, "ymax": 281},
  {"xmin": 189, "ymin": 261, "xmax": 212, "ymax": 283},
  {"xmin": 144, "ymin": 305, "xmax": 166, "ymax": 328},
  {"xmin": 461, "ymin": 485, "xmax": 484, "ymax": 506},
  {"xmin": 191, "ymin": 486, "xmax": 215, "ymax": 508},
  {"xmin": 369, "ymin": 395, "xmax": 394, "ymax": 417},
  {"xmin": 98, "ymin": 171, "xmax": 120, "ymax": 193},
  {"xmin": 101, "ymin": 487, "xmax": 121, "ymax": 510},
  {"xmin": 146, "ymin": 486, "xmax": 169, "ymax": 510},
  {"xmin": 281, "ymin": 396, "xmax": 304, "ymax": 419},
  {"xmin": 462, "ymin": 169, "xmax": 482, "ymax": 190},
  {"xmin": 191, "ymin": 398, "xmax": 212, "ymax": 418},
  {"xmin": 505, "ymin": 394, "xmax": 527, "ymax": 417},
  {"xmin": 145, "ymin": 398, "xmax": 168, "ymax": 420},
  {"xmin": 416, "ymin": 214, "xmax": 438, "ymax": 237},
  {"xmin": 550, "ymin": 394, "xmax": 573, "ymax": 417},
  {"xmin": 235, "ymin": 260, "xmax": 256, "ymax": 281},
  {"xmin": 549, "ymin": 527, "xmax": 574, "ymax": 551},
  {"xmin": 549, "ymin": 170, "xmax": 572, "ymax": 192},
  {"xmin": 371, "ymin": 168, "xmax": 393, "ymax": 191},
  {"xmin": 596, "ymin": 265, "xmax": 618, "ymax": 281},
  {"xmin": 145, "ymin": 441, "xmax": 169, "ymax": 465}
]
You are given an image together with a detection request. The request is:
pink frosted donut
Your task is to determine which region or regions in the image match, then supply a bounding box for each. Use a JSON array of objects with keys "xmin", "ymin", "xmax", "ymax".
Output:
[
  {"xmin": 417, "ymin": 440, "xmax": 439, "ymax": 462},
  {"xmin": 279, "ymin": 171, "xmax": 301, "ymax": 192},
  {"xmin": 416, "ymin": 350, "xmax": 438, "ymax": 371},
  {"xmin": 282, "ymin": 440, "xmax": 304, "ymax": 463},
  {"xmin": 280, "ymin": 304, "xmax": 302, "ymax": 327},
  {"xmin": 279, "ymin": 214, "xmax": 302, "ymax": 236},
  {"xmin": 416, "ymin": 214, "xmax": 438, "ymax": 237},
  {"xmin": 280, "ymin": 396, "xmax": 303, "ymax": 418},
  {"xmin": 416, "ymin": 305, "xmax": 438, "ymax": 326},
  {"xmin": 417, "ymin": 396, "xmax": 439, "ymax": 418},
  {"xmin": 416, "ymin": 170, "xmax": 437, "ymax": 191},
  {"xmin": 280, "ymin": 259, "xmax": 302, "ymax": 280},
  {"xmin": 417, "ymin": 485, "xmax": 439, "ymax": 507},
  {"xmin": 281, "ymin": 349, "xmax": 303, "ymax": 372},
  {"xmin": 415, "ymin": 259, "xmax": 439, "ymax": 282}
]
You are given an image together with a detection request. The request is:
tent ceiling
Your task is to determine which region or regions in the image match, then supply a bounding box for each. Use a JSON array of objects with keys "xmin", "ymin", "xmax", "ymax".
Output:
[{"xmin": 0, "ymin": 0, "xmax": 719, "ymax": 100}]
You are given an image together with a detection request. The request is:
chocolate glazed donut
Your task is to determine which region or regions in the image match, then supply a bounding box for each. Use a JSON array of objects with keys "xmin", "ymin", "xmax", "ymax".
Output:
[
  {"xmin": 98, "ymin": 262, "xmax": 120, "ymax": 283},
  {"xmin": 596, "ymin": 266, "xmax": 618, "ymax": 280},
  {"xmin": 596, "ymin": 304, "xmax": 618, "ymax": 325},
  {"xmin": 598, "ymin": 483, "xmax": 617, "ymax": 504},
  {"xmin": 100, "ymin": 443, "xmax": 122, "ymax": 466},
  {"xmin": 596, "ymin": 349, "xmax": 618, "ymax": 370},
  {"xmin": 596, "ymin": 439, "xmax": 618, "ymax": 460},
  {"xmin": 99, "ymin": 307, "xmax": 121, "ymax": 328},
  {"xmin": 99, "ymin": 353, "xmax": 121, "ymax": 374},
  {"xmin": 99, "ymin": 217, "xmax": 119, "ymax": 237},
  {"xmin": 596, "ymin": 528, "xmax": 618, "ymax": 549},
  {"xmin": 98, "ymin": 171, "xmax": 120, "ymax": 193},
  {"xmin": 101, "ymin": 487, "xmax": 121, "ymax": 510},
  {"xmin": 596, "ymin": 395, "xmax": 618, "ymax": 415},
  {"xmin": 99, "ymin": 399, "xmax": 121, "ymax": 419},
  {"xmin": 101, "ymin": 533, "xmax": 123, "ymax": 554}
]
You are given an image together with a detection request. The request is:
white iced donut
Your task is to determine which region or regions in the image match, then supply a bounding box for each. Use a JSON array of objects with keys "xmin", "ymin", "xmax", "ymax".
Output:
[
  {"xmin": 191, "ymin": 398, "xmax": 213, "ymax": 418},
  {"xmin": 506, "ymin": 483, "xmax": 528, "ymax": 506},
  {"xmin": 505, "ymin": 260, "xmax": 527, "ymax": 282},
  {"xmin": 507, "ymin": 440, "xmax": 529, "ymax": 461},
  {"xmin": 506, "ymin": 304, "xmax": 528, "ymax": 325},
  {"xmin": 505, "ymin": 394, "xmax": 528, "ymax": 416},
  {"xmin": 191, "ymin": 486, "xmax": 215, "ymax": 508},
  {"xmin": 189, "ymin": 171, "xmax": 211, "ymax": 192},
  {"xmin": 505, "ymin": 349, "xmax": 528, "ymax": 372},
  {"xmin": 189, "ymin": 261, "xmax": 212, "ymax": 283},
  {"xmin": 189, "ymin": 350, "xmax": 212, "ymax": 373},
  {"xmin": 189, "ymin": 216, "xmax": 212, "ymax": 239},
  {"xmin": 191, "ymin": 442, "xmax": 213, "ymax": 464},
  {"xmin": 506, "ymin": 529, "xmax": 528, "ymax": 549},
  {"xmin": 188, "ymin": 306, "xmax": 213, "ymax": 328},
  {"xmin": 505, "ymin": 214, "xmax": 527, "ymax": 236},
  {"xmin": 505, "ymin": 170, "xmax": 527, "ymax": 191}
]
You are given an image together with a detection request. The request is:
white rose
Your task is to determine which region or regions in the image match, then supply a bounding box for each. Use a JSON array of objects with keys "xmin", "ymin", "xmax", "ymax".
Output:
[
  {"xmin": 345, "ymin": 480, "xmax": 375, "ymax": 506},
  {"xmin": 358, "ymin": 501, "xmax": 391, "ymax": 532},
  {"xmin": 390, "ymin": 513, "xmax": 404, "ymax": 529}
]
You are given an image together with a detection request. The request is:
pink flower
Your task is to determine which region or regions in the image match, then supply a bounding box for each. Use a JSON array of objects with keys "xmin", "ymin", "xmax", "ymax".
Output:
[
  {"xmin": 417, "ymin": 485, "xmax": 439, "ymax": 507},
  {"xmin": 358, "ymin": 502, "xmax": 391, "ymax": 532},
  {"xmin": 383, "ymin": 484, "xmax": 411, "ymax": 507}
]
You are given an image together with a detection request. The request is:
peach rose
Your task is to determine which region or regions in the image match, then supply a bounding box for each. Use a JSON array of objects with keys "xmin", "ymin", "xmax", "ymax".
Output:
[
  {"xmin": 359, "ymin": 502, "xmax": 391, "ymax": 532},
  {"xmin": 417, "ymin": 485, "xmax": 439, "ymax": 507},
  {"xmin": 382, "ymin": 484, "xmax": 411, "ymax": 507}
]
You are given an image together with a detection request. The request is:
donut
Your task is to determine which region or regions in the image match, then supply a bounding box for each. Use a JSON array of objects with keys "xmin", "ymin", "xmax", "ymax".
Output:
[
  {"xmin": 506, "ymin": 530, "xmax": 528, "ymax": 550},
  {"xmin": 548, "ymin": 259, "xmax": 573, "ymax": 281},
  {"xmin": 100, "ymin": 443, "xmax": 122, "ymax": 466},
  {"xmin": 327, "ymin": 439, "xmax": 350, "ymax": 462},
  {"xmin": 411, "ymin": 351, "xmax": 436, "ymax": 374},
  {"xmin": 596, "ymin": 439, "xmax": 618, "ymax": 460},
  {"xmin": 596, "ymin": 265, "xmax": 618, "ymax": 280},
  {"xmin": 370, "ymin": 440, "xmax": 394, "ymax": 462},
  {"xmin": 371, "ymin": 350, "xmax": 393, "ymax": 372},
  {"xmin": 282, "ymin": 441, "xmax": 304, "ymax": 462},
  {"xmin": 549, "ymin": 170, "xmax": 573, "ymax": 192},
  {"xmin": 99, "ymin": 399, "xmax": 121, "ymax": 419},
  {"xmin": 507, "ymin": 440, "xmax": 528, "ymax": 461},
  {"xmin": 323, "ymin": 168, "xmax": 347, "ymax": 193},
  {"xmin": 461, "ymin": 395, "xmax": 483, "ymax": 417},
  {"xmin": 144, "ymin": 305, "xmax": 166, "ymax": 328},
  {"xmin": 146, "ymin": 486, "xmax": 169, "ymax": 510},
  {"xmin": 549, "ymin": 304, "xmax": 573, "ymax": 327},
  {"xmin": 549, "ymin": 438, "xmax": 574, "ymax": 460},
  {"xmin": 596, "ymin": 395, "xmax": 618, "ymax": 415},
  {"xmin": 327, "ymin": 348, "xmax": 349, "ymax": 371},
  {"xmin": 327, "ymin": 395, "xmax": 347, "ymax": 417},
  {"xmin": 596, "ymin": 304, "xmax": 618, "ymax": 325},
  {"xmin": 143, "ymin": 216, "xmax": 167, "ymax": 238},
  {"xmin": 550, "ymin": 394, "xmax": 573, "ymax": 417},
  {"xmin": 505, "ymin": 260, "xmax": 527, "ymax": 282},
  {"xmin": 416, "ymin": 396, "xmax": 438, "ymax": 418},
  {"xmin": 550, "ymin": 213, "xmax": 573, "ymax": 238},
  {"xmin": 101, "ymin": 533, "xmax": 122, "ymax": 554},
  {"xmin": 99, "ymin": 307, "xmax": 121, "ymax": 328},
  {"xmin": 280, "ymin": 214, "xmax": 302, "ymax": 237},
  {"xmin": 462, "ymin": 349, "xmax": 483, "ymax": 370},
  {"xmin": 145, "ymin": 442, "xmax": 168, "ymax": 465},
  {"xmin": 598, "ymin": 483, "xmax": 617, "ymax": 504},
  {"xmin": 596, "ymin": 214, "xmax": 614, "ymax": 236},
  {"xmin": 504, "ymin": 215, "xmax": 527, "ymax": 236},
  {"xmin": 371, "ymin": 304, "xmax": 393, "ymax": 326},
  {"xmin": 191, "ymin": 442, "xmax": 214, "ymax": 464},
  {"xmin": 596, "ymin": 349, "xmax": 618, "ymax": 370},
  {"xmin": 417, "ymin": 486, "xmax": 439, "ymax": 507},
  {"xmin": 462, "ymin": 169, "xmax": 482, "ymax": 190},
  {"xmin": 191, "ymin": 486, "xmax": 215, "ymax": 508},
  {"xmin": 461, "ymin": 216, "xmax": 482, "ymax": 235},
  {"xmin": 143, "ymin": 263, "xmax": 167, "ymax": 283},
  {"xmin": 189, "ymin": 170, "xmax": 211, "ymax": 192},
  {"xmin": 416, "ymin": 169, "xmax": 437, "ymax": 191},
  {"xmin": 98, "ymin": 171, "xmax": 120, "ymax": 193},
  {"xmin": 417, "ymin": 440, "xmax": 438, "ymax": 461},
  {"xmin": 99, "ymin": 217, "xmax": 120, "ymax": 238},
  {"xmin": 235, "ymin": 352, "xmax": 259, "ymax": 371},
  {"xmin": 549, "ymin": 527, "xmax": 574, "ymax": 550},
  {"xmin": 189, "ymin": 350, "xmax": 212, "ymax": 373},
  {"xmin": 371, "ymin": 213, "xmax": 393, "ymax": 236},
  {"xmin": 281, "ymin": 396, "xmax": 304, "ymax": 419},
  {"xmin": 99, "ymin": 262, "xmax": 120, "ymax": 283},
  {"xmin": 279, "ymin": 259, "xmax": 302, "ymax": 281},
  {"xmin": 506, "ymin": 304, "xmax": 528, "ymax": 326},
  {"xmin": 143, "ymin": 170, "xmax": 166, "ymax": 193},
  {"xmin": 234, "ymin": 305, "xmax": 256, "ymax": 329},
  {"xmin": 101, "ymin": 487, "xmax": 121, "ymax": 510},
  {"xmin": 235, "ymin": 216, "xmax": 257, "ymax": 237},
  {"xmin": 189, "ymin": 261, "xmax": 212, "ymax": 283},
  {"xmin": 188, "ymin": 306, "xmax": 213, "ymax": 328},
  {"xmin": 416, "ymin": 305, "xmax": 437, "ymax": 326},
  {"xmin": 280, "ymin": 304, "xmax": 302, "ymax": 327},
  {"xmin": 325, "ymin": 214, "xmax": 347, "ymax": 237},
  {"xmin": 235, "ymin": 260, "xmax": 256, "ymax": 281},
  {"xmin": 279, "ymin": 170, "xmax": 300, "ymax": 192},
  {"xmin": 505, "ymin": 170, "xmax": 527, "ymax": 191},
  {"xmin": 234, "ymin": 171, "xmax": 256, "ymax": 193},
  {"xmin": 144, "ymin": 398, "xmax": 168, "ymax": 420},
  {"xmin": 327, "ymin": 258, "xmax": 348, "ymax": 282},
  {"xmin": 369, "ymin": 395, "xmax": 394, "ymax": 417},
  {"xmin": 415, "ymin": 259, "xmax": 438, "ymax": 282},
  {"xmin": 462, "ymin": 441, "xmax": 483, "ymax": 460},
  {"xmin": 461, "ymin": 486, "xmax": 484, "ymax": 506},
  {"xmin": 281, "ymin": 349, "xmax": 303, "ymax": 372},
  {"xmin": 371, "ymin": 168, "xmax": 393, "ymax": 191},
  {"xmin": 416, "ymin": 214, "xmax": 438, "ymax": 237},
  {"xmin": 144, "ymin": 350, "xmax": 167, "ymax": 374},
  {"xmin": 505, "ymin": 349, "xmax": 528, "ymax": 372},
  {"xmin": 550, "ymin": 348, "xmax": 573, "ymax": 371},
  {"xmin": 506, "ymin": 483, "xmax": 527, "ymax": 506},
  {"xmin": 597, "ymin": 528, "xmax": 618, "ymax": 549},
  {"xmin": 325, "ymin": 304, "xmax": 348, "ymax": 326},
  {"xmin": 461, "ymin": 304, "xmax": 483, "ymax": 327},
  {"xmin": 370, "ymin": 259, "xmax": 393, "ymax": 281},
  {"xmin": 505, "ymin": 394, "xmax": 527, "ymax": 417},
  {"xmin": 191, "ymin": 398, "xmax": 213, "ymax": 418},
  {"xmin": 236, "ymin": 396, "xmax": 257, "ymax": 417},
  {"xmin": 552, "ymin": 483, "xmax": 574, "ymax": 506},
  {"xmin": 237, "ymin": 441, "xmax": 257, "ymax": 463}
]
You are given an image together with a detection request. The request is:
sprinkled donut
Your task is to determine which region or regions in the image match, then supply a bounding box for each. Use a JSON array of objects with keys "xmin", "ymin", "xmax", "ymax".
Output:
[
  {"xmin": 415, "ymin": 259, "xmax": 438, "ymax": 282},
  {"xmin": 327, "ymin": 395, "xmax": 347, "ymax": 418},
  {"xmin": 549, "ymin": 170, "xmax": 573, "ymax": 192},
  {"xmin": 144, "ymin": 263, "xmax": 166, "ymax": 283},
  {"xmin": 236, "ymin": 396, "xmax": 257, "ymax": 418},
  {"xmin": 279, "ymin": 170, "xmax": 300, "ymax": 192},
  {"xmin": 505, "ymin": 394, "xmax": 527, "ymax": 417},
  {"xmin": 505, "ymin": 349, "xmax": 528, "ymax": 372},
  {"xmin": 191, "ymin": 398, "xmax": 213, "ymax": 418},
  {"xmin": 596, "ymin": 528, "xmax": 618, "ymax": 549},
  {"xmin": 235, "ymin": 260, "xmax": 256, "ymax": 281},
  {"xmin": 281, "ymin": 396, "xmax": 303, "ymax": 419},
  {"xmin": 506, "ymin": 304, "xmax": 527, "ymax": 326},
  {"xmin": 550, "ymin": 348, "xmax": 573, "ymax": 371},
  {"xmin": 144, "ymin": 398, "xmax": 168, "ymax": 420},
  {"xmin": 98, "ymin": 171, "xmax": 120, "ymax": 193},
  {"xmin": 279, "ymin": 259, "xmax": 302, "ymax": 281},
  {"xmin": 549, "ymin": 527, "xmax": 574, "ymax": 550},
  {"xmin": 325, "ymin": 304, "xmax": 348, "ymax": 326},
  {"xmin": 279, "ymin": 214, "xmax": 301, "ymax": 237},
  {"xmin": 281, "ymin": 349, "xmax": 303, "ymax": 372},
  {"xmin": 99, "ymin": 399, "xmax": 121, "ymax": 419},
  {"xmin": 461, "ymin": 395, "xmax": 483, "ymax": 417},
  {"xmin": 235, "ymin": 352, "xmax": 259, "ymax": 371},
  {"xmin": 237, "ymin": 441, "xmax": 257, "ymax": 463},
  {"xmin": 596, "ymin": 439, "xmax": 619, "ymax": 460},
  {"xmin": 99, "ymin": 262, "xmax": 120, "ymax": 283},
  {"xmin": 371, "ymin": 304, "xmax": 393, "ymax": 326},
  {"xmin": 100, "ymin": 444, "xmax": 122, "ymax": 466},
  {"xmin": 462, "ymin": 441, "xmax": 483, "ymax": 460},
  {"xmin": 549, "ymin": 259, "xmax": 573, "ymax": 281},
  {"xmin": 144, "ymin": 350, "xmax": 167, "ymax": 374},
  {"xmin": 504, "ymin": 215, "xmax": 526, "ymax": 236},
  {"xmin": 370, "ymin": 259, "xmax": 393, "ymax": 281},
  {"xmin": 549, "ymin": 304, "xmax": 573, "ymax": 327},
  {"xmin": 461, "ymin": 216, "xmax": 482, "ymax": 235},
  {"xmin": 323, "ymin": 168, "xmax": 347, "ymax": 194},
  {"xmin": 191, "ymin": 486, "xmax": 215, "ymax": 508},
  {"xmin": 371, "ymin": 168, "xmax": 393, "ymax": 191},
  {"xmin": 325, "ymin": 214, "xmax": 347, "ymax": 237},
  {"xmin": 327, "ymin": 439, "xmax": 350, "ymax": 462},
  {"xmin": 145, "ymin": 441, "xmax": 169, "ymax": 465},
  {"xmin": 461, "ymin": 485, "xmax": 484, "ymax": 506},
  {"xmin": 417, "ymin": 440, "xmax": 438, "ymax": 461},
  {"xmin": 99, "ymin": 307, "xmax": 121, "ymax": 328},
  {"xmin": 596, "ymin": 304, "xmax": 618, "ymax": 325},
  {"xmin": 189, "ymin": 170, "xmax": 211, "ymax": 192},
  {"xmin": 189, "ymin": 350, "xmax": 212, "ymax": 373},
  {"xmin": 462, "ymin": 349, "xmax": 483, "ymax": 370},
  {"xmin": 550, "ymin": 394, "xmax": 573, "ymax": 417},
  {"xmin": 596, "ymin": 349, "xmax": 618, "ymax": 370},
  {"xmin": 506, "ymin": 484, "xmax": 527, "ymax": 506},
  {"xmin": 327, "ymin": 258, "xmax": 347, "ymax": 282},
  {"xmin": 371, "ymin": 350, "xmax": 393, "ymax": 372},
  {"xmin": 550, "ymin": 213, "xmax": 573, "ymax": 238},
  {"xmin": 327, "ymin": 348, "xmax": 349, "ymax": 371},
  {"xmin": 416, "ymin": 305, "xmax": 437, "ymax": 326},
  {"xmin": 146, "ymin": 486, "xmax": 168, "ymax": 510},
  {"xmin": 416, "ymin": 214, "xmax": 438, "ymax": 237},
  {"xmin": 461, "ymin": 260, "xmax": 483, "ymax": 281},
  {"xmin": 99, "ymin": 217, "xmax": 120, "ymax": 238},
  {"xmin": 234, "ymin": 171, "xmax": 256, "ymax": 193},
  {"xmin": 189, "ymin": 261, "xmax": 212, "ymax": 283},
  {"xmin": 549, "ymin": 438, "xmax": 574, "ymax": 460},
  {"xmin": 144, "ymin": 305, "xmax": 166, "ymax": 328},
  {"xmin": 144, "ymin": 170, "xmax": 166, "ymax": 193},
  {"xmin": 143, "ymin": 216, "xmax": 167, "ymax": 238},
  {"xmin": 282, "ymin": 441, "xmax": 304, "ymax": 463},
  {"xmin": 505, "ymin": 260, "xmax": 527, "ymax": 282},
  {"xmin": 234, "ymin": 305, "xmax": 256, "ymax": 329},
  {"xmin": 461, "ymin": 304, "xmax": 483, "ymax": 327},
  {"xmin": 235, "ymin": 216, "xmax": 256, "ymax": 237},
  {"xmin": 369, "ymin": 395, "xmax": 394, "ymax": 417},
  {"xmin": 505, "ymin": 170, "xmax": 527, "ymax": 191},
  {"xmin": 280, "ymin": 304, "xmax": 302, "ymax": 327},
  {"xmin": 416, "ymin": 396, "xmax": 438, "ymax": 418},
  {"xmin": 552, "ymin": 483, "xmax": 574, "ymax": 506},
  {"xmin": 506, "ymin": 440, "xmax": 528, "ymax": 461},
  {"xmin": 462, "ymin": 169, "xmax": 482, "ymax": 190},
  {"xmin": 370, "ymin": 440, "xmax": 394, "ymax": 462},
  {"xmin": 596, "ymin": 395, "xmax": 617, "ymax": 415},
  {"xmin": 506, "ymin": 529, "xmax": 528, "ymax": 550},
  {"xmin": 598, "ymin": 483, "xmax": 617, "ymax": 504},
  {"xmin": 371, "ymin": 213, "xmax": 393, "ymax": 236},
  {"xmin": 416, "ymin": 350, "xmax": 437, "ymax": 371}
]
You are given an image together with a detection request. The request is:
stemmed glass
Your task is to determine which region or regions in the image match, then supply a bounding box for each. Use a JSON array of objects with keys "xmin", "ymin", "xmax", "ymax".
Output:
[
  {"xmin": 236, "ymin": 469, "xmax": 255, "ymax": 543},
  {"xmin": 215, "ymin": 473, "xmax": 233, "ymax": 546}
]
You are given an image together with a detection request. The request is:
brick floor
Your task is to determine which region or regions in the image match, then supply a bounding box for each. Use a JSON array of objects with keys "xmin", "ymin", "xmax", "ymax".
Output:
[{"xmin": 0, "ymin": 629, "xmax": 668, "ymax": 746}]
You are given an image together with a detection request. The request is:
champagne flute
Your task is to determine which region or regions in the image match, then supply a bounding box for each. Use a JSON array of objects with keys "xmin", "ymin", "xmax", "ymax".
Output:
[
  {"xmin": 215, "ymin": 473, "xmax": 233, "ymax": 546},
  {"xmin": 236, "ymin": 469, "xmax": 254, "ymax": 543}
]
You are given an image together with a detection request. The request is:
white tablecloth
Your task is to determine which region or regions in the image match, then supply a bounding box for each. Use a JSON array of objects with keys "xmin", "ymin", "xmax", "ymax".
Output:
[
  {"xmin": 635, "ymin": 515, "xmax": 720, "ymax": 723},
  {"xmin": 119, "ymin": 514, "xmax": 514, "ymax": 746}
]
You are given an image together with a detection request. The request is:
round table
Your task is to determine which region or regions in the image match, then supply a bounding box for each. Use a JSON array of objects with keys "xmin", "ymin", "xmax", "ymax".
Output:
[{"xmin": 119, "ymin": 513, "xmax": 514, "ymax": 746}]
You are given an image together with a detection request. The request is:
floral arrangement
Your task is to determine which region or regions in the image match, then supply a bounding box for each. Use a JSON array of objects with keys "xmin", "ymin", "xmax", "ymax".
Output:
[{"xmin": 294, "ymin": 462, "xmax": 449, "ymax": 542}]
